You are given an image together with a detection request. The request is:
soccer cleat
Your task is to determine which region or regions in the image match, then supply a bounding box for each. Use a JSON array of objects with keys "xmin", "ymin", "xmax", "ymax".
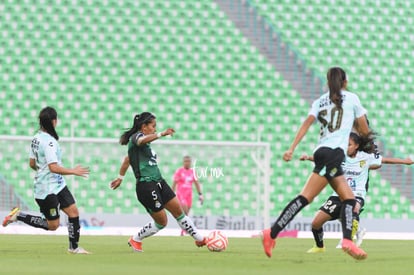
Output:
[
  {"xmin": 355, "ymin": 227, "xmax": 366, "ymax": 247},
  {"xmin": 128, "ymin": 236, "xmax": 143, "ymax": 252},
  {"xmin": 2, "ymin": 207, "xmax": 20, "ymax": 227},
  {"xmin": 261, "ymin": 228, "xmax": 276, "ymax": 258},
  {"xmin": 342, "ymin": 238, "xmax": 367, "ymax": 260},
  {"xmin": 68, "ymin": 247, "xmax": 91, "ymax": 254},
  {"xmin": 307, "ymin": 246, "xmax": 326, "ymax": 253},
  {"xmin": 195, "ymin": 237, "xmax": 207, "ymax": 247},
  {"xmin": 336, "ymin": 239, "xmax": 342, "ymax": 249}
]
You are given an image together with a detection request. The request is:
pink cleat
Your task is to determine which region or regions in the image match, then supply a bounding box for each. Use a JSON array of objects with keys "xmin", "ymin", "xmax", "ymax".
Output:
[
  {"xmin": 342, "ymin": 238, "xmax": 367, "ymax": 260},
  {"xmin": 261, "ymin": 228, "xmax": 276, "ymax": 258},
  {"xmin": 128, "ymin": 236, "xmax": 143, "ymax": 252}
]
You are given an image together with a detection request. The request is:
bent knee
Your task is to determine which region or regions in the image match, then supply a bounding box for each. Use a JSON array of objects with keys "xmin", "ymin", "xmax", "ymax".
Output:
[
  {"xmin": 156, "ymin": 218, "xmax": 168, "ymax": 227},
  {"xmin": 47, "ymin": 221, "xmax": 60, "ymax": 231},
  {"xmin": 311, "ymin": 220, "xmax": 322, "ymax": 229},
  {"xmin": 62, "ymin": 204, "xmax": 79, "ymax": 217}
]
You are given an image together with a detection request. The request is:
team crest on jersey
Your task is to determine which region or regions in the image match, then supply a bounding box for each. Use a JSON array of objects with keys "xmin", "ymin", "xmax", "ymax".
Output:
[
  {"xmin": 359, "ymin": 160, "xmax": 366, "ymax": 168},
  {"xmin": 49, "ymin": 208, "xmax": 57, "ymax": 217}
]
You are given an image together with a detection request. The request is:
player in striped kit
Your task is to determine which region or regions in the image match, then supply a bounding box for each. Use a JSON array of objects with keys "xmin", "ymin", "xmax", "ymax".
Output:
[
  {"xmin": 302, "ymin": 132, "xmax": 413, "ymax": 253},
  {"xmin": 261, "ymin": 67, "xmax": 370, "ymax": 260}
]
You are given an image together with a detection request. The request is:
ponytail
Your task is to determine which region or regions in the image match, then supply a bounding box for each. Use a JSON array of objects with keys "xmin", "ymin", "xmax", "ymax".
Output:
[
  {"xmin": 39, "ymin": 106, "xmax": 59, "ymax": 140},
  {"xmin": 327, "ymin": 67, "xmax": 346, "ymax": 108},
  {"xmin": 119, "ymin": 112, "xmax": 156, "ymax": 145}
]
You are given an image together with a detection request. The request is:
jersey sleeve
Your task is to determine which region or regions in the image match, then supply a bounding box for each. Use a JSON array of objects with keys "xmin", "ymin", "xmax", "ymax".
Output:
[
  {"xmin": 368, "ymin": 153, "xmax": 382, "ymax": 167},
  {"xmin": 308, "ymin": 99, "xmax": 320, "ymax": 118},
  {"xmin": 130, "ymin": 132, "xmax": 144, "ymax": 146},
  {"xmin": 352, "ymin": 94, "xmax": 367, "ymax": 118},
  {"xmin": 29, "ymin": 145, "xmax": 35, "ymax": 159},
  {"xmin": 173, "ymin": 168, "xmax": 181, "ymax": 182},
  {"xmin": 44, "ymin": 139, "xmax": 59, "ymax": 164}
]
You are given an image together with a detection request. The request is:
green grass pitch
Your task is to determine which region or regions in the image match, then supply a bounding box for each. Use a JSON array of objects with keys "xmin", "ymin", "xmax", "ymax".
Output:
[{"xmin": 1, "ymin": 235, "xmax": 413, "ymax": 275}]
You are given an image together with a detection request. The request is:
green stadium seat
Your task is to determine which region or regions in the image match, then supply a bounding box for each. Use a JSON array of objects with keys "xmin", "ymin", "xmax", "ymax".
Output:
[{"xmin": 0, "ymin": 0, "xmax": 412, "ymax": 218}]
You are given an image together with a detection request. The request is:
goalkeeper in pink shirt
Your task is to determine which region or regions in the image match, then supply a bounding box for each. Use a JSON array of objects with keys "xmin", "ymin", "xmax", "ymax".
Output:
[{"xmin": 172, "ymin": 156, "xmax": 203, "ymax": 235}]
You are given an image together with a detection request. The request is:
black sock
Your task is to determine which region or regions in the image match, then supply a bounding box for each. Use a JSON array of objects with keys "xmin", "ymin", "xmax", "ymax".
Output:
[
  {"xmin": 340, "ymin": 199, "xmax": 356, "ymax": 240},
  {"xmin": 270, "ymin": 195, "xmax": 308, "ymax": 239},
  {"xmin": 16, "ymin": 212, "xmax": 49, "ymax": 230},
  {"xmin": 68, "ymin": 217, "xmax": 80, "ymax": 250},
  {"xmin": 354, "ymin": 211, "xmax": 360, "ymax": 222},
  {"xmin": 312, "ymin": 227, "xmax": 324, "ymax": 248}
]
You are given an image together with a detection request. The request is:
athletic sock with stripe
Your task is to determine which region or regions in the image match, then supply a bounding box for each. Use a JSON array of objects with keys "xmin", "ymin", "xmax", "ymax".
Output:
[
  {"xmin": 270, "ymin": 195, "xmax": 309, "ymax": 239},
  {"xmin": 133, "ymin": 221, "xmax": 164, "ymax": 242},
  {"xmin": 16, "ymin": 212, "xmax": 49, "ymax": 230},
  {"xmin": 176, "ymin": 214, "xmax": 204, "ymax": 242}
]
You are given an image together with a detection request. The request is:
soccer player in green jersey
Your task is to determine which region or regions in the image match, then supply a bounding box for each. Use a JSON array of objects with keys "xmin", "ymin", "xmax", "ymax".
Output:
[
  {"xmin": 2, "ymin": 106, "xmax": 90, "ymax": 254},
  {"xmin": 111, "ymin": 112, "xmax": 206, "ymax": 252}
]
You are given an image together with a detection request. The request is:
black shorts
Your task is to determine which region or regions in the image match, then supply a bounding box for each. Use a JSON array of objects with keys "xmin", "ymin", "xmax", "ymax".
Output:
[
  {"xmin": 319, "ymin": 195, "xmax": 365, "ymax": 220},
  {"xmin": 136, "ymin": 179, "xmax": 176, "ymax": 213},
  {"xmin": 313, "ymin": 147, "xmax": 345, "ymax": 181},
  {"xmin": 35, "ymin": 186, "xmax": 76, "ymax": 220}
]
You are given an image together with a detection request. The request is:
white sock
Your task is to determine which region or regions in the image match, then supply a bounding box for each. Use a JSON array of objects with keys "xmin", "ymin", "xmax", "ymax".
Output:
[
  {"xmin": 133, "ymin": 221, "xmax": 163, "ymax": 242},
  {"xmin": 176, "ymin": 214, "xmax": 204, "ymax": 241}
]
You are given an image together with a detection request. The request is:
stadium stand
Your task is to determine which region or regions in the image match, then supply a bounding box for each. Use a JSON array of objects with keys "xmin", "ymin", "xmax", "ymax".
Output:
[
  {"xmin": 0, "ymin": 0, "xmax": 412, "ymax": 219},
  {"xmin": 250, "ymin": 0, "xmax": 414, "ymax": 154}
]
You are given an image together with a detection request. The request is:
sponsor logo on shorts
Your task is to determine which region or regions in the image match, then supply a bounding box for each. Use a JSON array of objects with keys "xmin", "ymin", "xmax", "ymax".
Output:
[{"xmin": 155, "ymin": 201, "xmax": 162, "ymax": 209}]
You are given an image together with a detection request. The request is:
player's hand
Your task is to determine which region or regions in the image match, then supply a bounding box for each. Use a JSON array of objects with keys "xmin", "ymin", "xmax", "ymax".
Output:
[
  {"xmin": 299, "ymin": 154, "xmax": 308, "ymax": 161},
  {"xmin": 162, "ymin": 128, "xmax": 175, "ymax": 137},
  {"xmin": 283, "ymin": 150, "xmax": 293, "ymax": 162},
  {"xmin": 199, "ymin": 194, "xmax": 204, "ymax": 205},
  {"xmin": 110, "ymin": 178, "xmax": 122, "ymax": 190},
  {"xmin": 73, "ymin": 165, "xmax": 90, "ymax": 177},
  {"xmin": 404, "ymin": 157, "xmax": 414, "ymax": 165}
]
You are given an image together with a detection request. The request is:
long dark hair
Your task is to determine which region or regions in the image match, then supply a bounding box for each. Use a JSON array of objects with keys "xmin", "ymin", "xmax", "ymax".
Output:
[
  {"xmin": 39, "ymin": 106, "xmax": 59, "ymax": 140},
  {"xmin": 349, "ymin": 132, "xmax": 377, "ymax": 154},
  {"xmin": 119, "ymin": 112, "xmax": 156, "ymax": 145},
  {"xmin": 327, "ymin": 67, "xmax": 346, "ymax": 108}
]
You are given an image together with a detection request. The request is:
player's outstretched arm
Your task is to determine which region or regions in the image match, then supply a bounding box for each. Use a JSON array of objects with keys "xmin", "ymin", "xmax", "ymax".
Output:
[
  {"xmin": 283, "ymin": 115, "xmax": 315, "ymax": 162},
  {"xmin": 381, "ymin": 157, "xmax": 414, "ymax": 165},
  {"xmin": 48, "ymin": 163, "xmax": 89, "ymax": 177},
  {"xmin": 137, "ymin": 128, "xmax": 175, "ymax": 146},
  {"xmin": 299, "ymin": 154, "xmax": 314, "ymax": 162},
  {"xmin": 110, "ymin": 156, "xmax": 130, "ymax": 190}
]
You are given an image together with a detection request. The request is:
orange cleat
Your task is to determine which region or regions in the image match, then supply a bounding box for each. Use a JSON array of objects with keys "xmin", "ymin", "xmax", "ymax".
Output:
[
  {"xmin": 342, "ymin": 238, "xmax": 367, "ymax": 260},
  {"xmin": 261, "ymin": 228, "xmax": 276, "ymax": 258},
  {"xmin": 195, "ymin": 237, "xmax": 207, "ymax": 247},
  {"xmin": 2, "ymin": 207, "xmax": 20, "ymax": 227},
  {"xmin": 128, "ymin": 236, "xmax": 143, "ymax": 252}
]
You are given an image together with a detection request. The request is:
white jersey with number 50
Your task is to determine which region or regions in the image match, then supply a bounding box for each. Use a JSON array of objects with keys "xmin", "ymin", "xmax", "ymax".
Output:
[{"xmin": 309, "ymin": 90, "xmax": 367, "ymax": 153}]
